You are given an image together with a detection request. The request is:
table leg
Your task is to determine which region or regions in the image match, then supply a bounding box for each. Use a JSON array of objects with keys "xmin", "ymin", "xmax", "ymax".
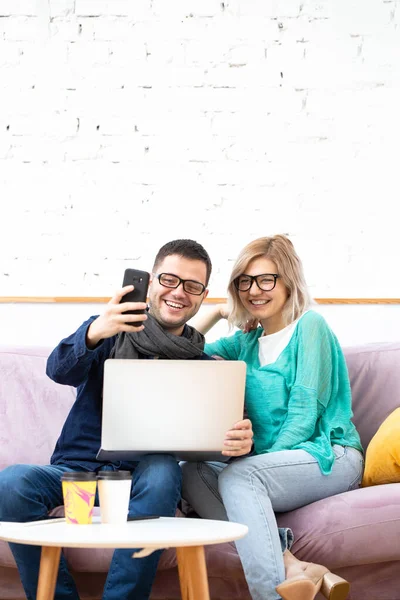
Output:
[
  {"xmin": 36, "ymin": 546, "xmax": 62, "ymax": 600},
  {"xmin": 176, "ymin": 545, "xmax": 210, "ymax": 600}
]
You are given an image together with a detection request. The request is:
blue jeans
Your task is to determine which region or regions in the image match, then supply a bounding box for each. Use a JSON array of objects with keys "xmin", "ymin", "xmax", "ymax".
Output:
[
  {"xmin": 0, "ymin": 455, "xmax": 182, "ymax": 600},
  {"xmin": 181, "ymin": 445, "xmax": 364, "ymax": 600}
]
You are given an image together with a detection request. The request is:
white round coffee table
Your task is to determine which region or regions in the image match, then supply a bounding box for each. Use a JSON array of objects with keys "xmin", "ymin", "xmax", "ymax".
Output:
[{"xmin": 0, "ymin": 516, "xmax": 248, "ymax": 600}]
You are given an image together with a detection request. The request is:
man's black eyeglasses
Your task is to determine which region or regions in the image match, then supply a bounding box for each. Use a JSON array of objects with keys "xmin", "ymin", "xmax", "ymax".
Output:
[
  {"xmin": 234, "ymin": 273, "xmax": 280, "ymax": 292},
  {"xmin": 155, "ymin": 273, "xmax": 206, "ymax": 296}
]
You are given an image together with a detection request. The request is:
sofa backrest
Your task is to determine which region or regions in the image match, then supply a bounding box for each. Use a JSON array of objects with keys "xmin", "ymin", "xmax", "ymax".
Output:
[
  {"xmin": 0, "ymin": 346, "xmax": 76, "ymax": 471},
  {"xmin": 0, "ymin": 342, "xmax": 399, "ymax": 469},
  {"xmin": 343, "ymin": 342, "xmax": 400, "ymax": 450}
]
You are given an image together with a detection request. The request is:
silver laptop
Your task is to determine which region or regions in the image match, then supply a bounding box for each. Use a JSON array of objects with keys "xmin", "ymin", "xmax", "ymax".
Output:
[{"xmin": 97, "ymin": 359, "xmax": 246, "ymax": 462}]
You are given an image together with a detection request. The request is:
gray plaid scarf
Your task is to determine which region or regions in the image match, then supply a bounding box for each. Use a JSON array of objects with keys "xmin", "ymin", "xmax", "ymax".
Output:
[{"xmin": 109, "ymin": 313, "xmax": 205, "ymax": 360}]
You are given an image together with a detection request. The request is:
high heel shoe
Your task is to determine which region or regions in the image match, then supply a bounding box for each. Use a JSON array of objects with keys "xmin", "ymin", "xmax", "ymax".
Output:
[
  {"xmin": 321, "ymin": 572, "xmax": 350, "ymax": 600},
  {"xmin": 276, "ymin": 563, "xmax": 350, "ymax": 600}
]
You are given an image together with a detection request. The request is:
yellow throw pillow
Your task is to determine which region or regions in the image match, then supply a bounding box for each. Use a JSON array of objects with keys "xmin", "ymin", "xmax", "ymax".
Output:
[{"xmin": 362, "ymin": 407, "xmax": 400, "ymax": 487}]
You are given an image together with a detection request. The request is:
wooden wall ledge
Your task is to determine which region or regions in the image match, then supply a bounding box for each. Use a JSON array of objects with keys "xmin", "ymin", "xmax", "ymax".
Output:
[{"xmin": 0, "ymin": 297, "xmax": 400, "ymax": 305}]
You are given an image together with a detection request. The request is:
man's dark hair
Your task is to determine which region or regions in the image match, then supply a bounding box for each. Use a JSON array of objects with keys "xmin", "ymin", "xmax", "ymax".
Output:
[{"xmin": 153, "ymin": 239, "xmax": 212, "ymax": 286}]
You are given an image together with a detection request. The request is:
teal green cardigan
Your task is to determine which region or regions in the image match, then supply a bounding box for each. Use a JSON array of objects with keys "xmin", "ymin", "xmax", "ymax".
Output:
[{"xmin": 205, "ymin": 310, "xmax": 363, "ymax": 475}]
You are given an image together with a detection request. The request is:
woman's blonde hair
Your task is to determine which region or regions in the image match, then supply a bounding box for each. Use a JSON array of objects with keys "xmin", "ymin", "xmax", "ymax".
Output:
[{"xmin": 227, "ymin": 234, "xmax": 312, "ymax": 328}]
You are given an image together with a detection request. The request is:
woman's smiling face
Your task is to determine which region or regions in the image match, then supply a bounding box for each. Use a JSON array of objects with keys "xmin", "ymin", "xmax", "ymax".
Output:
[{"xmin": 238, "ymin": 257, "xmax": 289, "ymax": 334}]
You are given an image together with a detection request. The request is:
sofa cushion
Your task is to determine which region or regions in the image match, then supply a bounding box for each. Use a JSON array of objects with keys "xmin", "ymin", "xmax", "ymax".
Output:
[
  {"xmin": 344, "ymin": 343, "xmax": 400, "ymax": 449},
  {"xmin": 361, "ymin": 408, "xmax": 400, "ymax": 487},
  {"xmin": 276, "ymin": 482, "xmax": 400, "ymax": 568},
  {"xmin": 0, "ymin": 346, "xmax": 75, "ymax": 470}
]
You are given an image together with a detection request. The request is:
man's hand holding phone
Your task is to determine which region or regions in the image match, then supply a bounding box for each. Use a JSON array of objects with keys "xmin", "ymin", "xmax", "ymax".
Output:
[{"xmin": 86, "ymin": 286, "xmax": 148, "ymax": 349}]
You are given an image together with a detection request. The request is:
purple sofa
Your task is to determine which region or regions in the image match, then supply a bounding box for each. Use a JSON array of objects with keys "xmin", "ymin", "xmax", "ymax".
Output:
[{"xmin": 0, "ymin": 343, "xmax": 399, "ymax": 600}]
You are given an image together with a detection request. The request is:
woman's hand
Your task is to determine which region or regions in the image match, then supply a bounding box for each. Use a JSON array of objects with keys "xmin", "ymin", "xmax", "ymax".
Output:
[
  {"xmin": 222, "ymin": 419, "xmax": 254, "ymax": 457},
  {"xmin": 218, "ymin": 305, "xmax": 259, "ymax": 333},
  {"xmin": 218, "ymin": 303, "xmax": 230, "ymax": 319},
  {"xmin": 191, "ymin": 303, "xmax": 230, "ymax": 335}
]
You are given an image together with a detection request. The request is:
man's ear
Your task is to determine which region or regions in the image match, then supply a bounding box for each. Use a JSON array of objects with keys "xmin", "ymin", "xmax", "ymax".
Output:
[{"xmin": 203, "ymin": 288, "xmax": 209, "ymax": 301}]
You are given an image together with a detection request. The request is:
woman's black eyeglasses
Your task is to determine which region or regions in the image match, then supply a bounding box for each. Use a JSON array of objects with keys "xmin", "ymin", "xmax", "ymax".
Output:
[
  {"xmin": 234, "ymin": 273, "xmax": 280, "ymax": 292},
  {"xmin": 155, "ymin": 273, "xmax": 206, "ymax": 296}
]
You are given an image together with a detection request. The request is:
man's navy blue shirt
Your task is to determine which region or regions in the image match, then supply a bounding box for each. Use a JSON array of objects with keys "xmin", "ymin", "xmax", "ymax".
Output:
[{"xmin": 47, "ymin": 316, "xmax": 213, "ymax": 472}]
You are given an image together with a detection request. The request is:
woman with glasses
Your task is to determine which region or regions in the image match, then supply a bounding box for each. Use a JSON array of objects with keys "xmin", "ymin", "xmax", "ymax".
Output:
[{"xmin": 181, "ymin": 234, "xmax": 363, "ymax": 600}]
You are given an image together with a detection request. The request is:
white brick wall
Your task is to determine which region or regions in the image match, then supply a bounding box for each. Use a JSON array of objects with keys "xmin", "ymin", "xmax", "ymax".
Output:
[{"xmin": 0, "ymin": 0, "xmax": 399, "ymax": 298}]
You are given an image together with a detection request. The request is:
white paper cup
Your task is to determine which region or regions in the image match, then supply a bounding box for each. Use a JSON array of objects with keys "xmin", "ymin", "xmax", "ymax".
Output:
[{"xmin": 97, "ymin": 471, "xmax": 132, "ymax": 525}]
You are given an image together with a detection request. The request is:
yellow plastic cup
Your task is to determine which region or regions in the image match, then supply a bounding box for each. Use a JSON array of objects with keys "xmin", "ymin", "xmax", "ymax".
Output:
[{"xmin": 61, "ymin": 472, "xmax": 97, "ymax": 524}]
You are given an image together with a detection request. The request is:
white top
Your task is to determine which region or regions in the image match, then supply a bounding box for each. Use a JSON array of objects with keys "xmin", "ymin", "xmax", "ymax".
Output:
[
  {"xmin": 0, "ymin": 517, "xmax": 248, "ymax": 550},
  {"xmin": 258, "ymin": 320, "xmax": 298, "ymax": 366}
]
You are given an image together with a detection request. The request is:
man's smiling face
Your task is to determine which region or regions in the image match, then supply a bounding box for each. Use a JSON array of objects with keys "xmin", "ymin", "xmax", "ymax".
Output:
[{"xmin": 148, "ymin": 254, "xmax": 208, "ymax": 336}]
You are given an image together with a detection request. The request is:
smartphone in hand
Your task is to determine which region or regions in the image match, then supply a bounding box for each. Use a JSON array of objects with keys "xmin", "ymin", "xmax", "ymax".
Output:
[{"xmin": 121, "ymin": 269, "xmax": 150, "ymax": 316}]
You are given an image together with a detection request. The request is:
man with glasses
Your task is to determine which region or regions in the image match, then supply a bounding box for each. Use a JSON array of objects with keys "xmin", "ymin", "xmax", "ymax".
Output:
[{"xmin": 0, "ymin": 239, "xmax": 253, "ymax": 600}]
